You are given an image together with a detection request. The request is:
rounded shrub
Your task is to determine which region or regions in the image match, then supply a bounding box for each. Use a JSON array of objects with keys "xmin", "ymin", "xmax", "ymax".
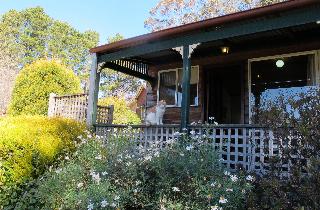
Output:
[{"xmin": 9, "ymin": 60, "xmax": 81, "ymax": 116}]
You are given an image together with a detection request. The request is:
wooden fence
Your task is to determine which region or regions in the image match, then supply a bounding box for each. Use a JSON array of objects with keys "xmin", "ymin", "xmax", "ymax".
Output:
[
  {"xmin": 48, "ymin": 93, "xmax": 114, "ymax": 124},
  {"xmin": 95, "ymin": 124, "xmax": 290, "ymax": 175}
]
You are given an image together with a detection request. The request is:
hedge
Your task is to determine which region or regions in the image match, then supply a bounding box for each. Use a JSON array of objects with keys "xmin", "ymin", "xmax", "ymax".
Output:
[{"xmin": 0, "ymin": 115, "xmax": 85, "ymax": 207}]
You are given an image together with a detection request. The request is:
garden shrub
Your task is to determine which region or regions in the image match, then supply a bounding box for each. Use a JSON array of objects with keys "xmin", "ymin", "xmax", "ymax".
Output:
[
  {"xmin": 247, "ymin": 87, "xmax": 320, "ymax": 209},
  {"xmin": 8, "ymin": 59, "xmax": 81, "ymax": 116},
  {"xmin": 15, "ymin": 131, "xmax": 253, "ymax": 209},
  {"xmin": 99, "ymin": 96, "xmax": 140, "ymax": 125},
  {"xmin": 0, "ymin": 115, "xmax": 85, "ymax": 208}
]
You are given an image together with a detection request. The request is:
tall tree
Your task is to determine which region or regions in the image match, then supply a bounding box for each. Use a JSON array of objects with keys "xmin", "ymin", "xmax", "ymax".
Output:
[
  {"xmin": 145, "ymin": 0, "xmax": 286, "ymax": 31},
  {"xmin": 0, "ymin": 7, "xmax": 99, "ymax": 79},
  {"xmin": 99, "ymin": 33, "xmax": 144, "ymax": 98},
  {"xmin": 0, "ymin": 7, "xmax": 99, "ymax": 113}
]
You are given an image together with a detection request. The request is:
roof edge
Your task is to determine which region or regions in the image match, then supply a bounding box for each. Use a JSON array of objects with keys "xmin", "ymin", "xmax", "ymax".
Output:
[{"xmin": 90, "ymin": 0, "xmax": 319, "ymax": 54}]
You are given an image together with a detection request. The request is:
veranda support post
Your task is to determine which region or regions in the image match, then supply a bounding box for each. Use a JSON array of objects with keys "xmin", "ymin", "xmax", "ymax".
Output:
[
  {"xmin": 180, "ymin": 45, "xmax": 191, "ymax": 131},
  {"xmin": 87, "ymin": 53, "xmax": 101, "ymax": 128}
]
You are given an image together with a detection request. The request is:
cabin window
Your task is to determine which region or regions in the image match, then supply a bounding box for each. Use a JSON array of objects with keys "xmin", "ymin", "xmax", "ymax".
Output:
[
  {"xmin": 249, "ymin": 53, "xmax": 318, "ymax": 121},
  {"xmin": 158, "ymin": 66, "xmax": 199, "ymax": 106},
  {"xmin": 159, "ymin": 70, "xmax": 176, "ymax": 105}
]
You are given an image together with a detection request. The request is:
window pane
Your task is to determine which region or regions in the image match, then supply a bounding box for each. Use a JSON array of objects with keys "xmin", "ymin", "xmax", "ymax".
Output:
[
  {"xmin": 159, "ymin": 71, "xmax": 176, "ymax": 105},
  {"xmin": 250, "ymin": 54, "xmax": 315, "ymax": 120},
  {"xmin": 177, "ymin": 67, "xmax": 199, "ymax": 106}
]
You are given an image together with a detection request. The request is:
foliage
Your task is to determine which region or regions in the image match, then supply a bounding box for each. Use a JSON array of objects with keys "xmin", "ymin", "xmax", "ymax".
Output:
[
  {"xmin": 99, "ymin": 96, "xmax": 141, "ymax": 125},
  {"xmin": 247, "ymin": 87, "xmax": 320, "ymax": 209},
  {"xmin": 0, "ymin": 115, "xmax": 85, "ymax": 208},
  {"xmin": 145, "ymin": 0, "xmax": 287, "ymax": 31},
  {"xmin": 99, "ymin": 33, "xmax": 144, "ymax": 98},
  {"xmin": 8, "ymin": 60, "xmax": 81, "ymax": 116},
  {"xmin": 0, "ymin": 43, "xmax": 19, "ymax": 115},
  {"xmin": 15, "ymin": 131, "xmax": 253, "ymax": 209},
  {"xmin": 0, "ymin": 7, "xmax": 99, "ymax": 85}
]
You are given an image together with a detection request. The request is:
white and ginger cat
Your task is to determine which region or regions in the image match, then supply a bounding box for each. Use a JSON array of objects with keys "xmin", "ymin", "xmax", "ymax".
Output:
[{"xmin": 145, "ymin": 100, "xmax": 166, "ymax": 125}]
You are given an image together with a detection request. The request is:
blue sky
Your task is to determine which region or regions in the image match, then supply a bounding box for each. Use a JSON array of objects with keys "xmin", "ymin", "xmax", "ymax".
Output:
[{"xmin": 0, "ymin": 0, "xmax": 158, "ymax": 45}]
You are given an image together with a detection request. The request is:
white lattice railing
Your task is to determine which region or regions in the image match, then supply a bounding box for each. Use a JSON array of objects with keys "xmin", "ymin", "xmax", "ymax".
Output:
[
  {"xmin": 48, "ymin": 93, "xmax": 113, "ymax": 124},
  {"xmin": 94, "ymin": 124, "xmax": 288, "ymax": 174}
]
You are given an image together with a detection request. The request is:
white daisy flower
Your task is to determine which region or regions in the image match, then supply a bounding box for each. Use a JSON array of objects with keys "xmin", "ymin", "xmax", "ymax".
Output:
[
  {"xmin": 172, "ymin": 187, "xmax": 180, "ymax": 192},
  {"xmin": 219, "ymin": 196, "xmax": 228, "ymax": 204},
  {"xmin": 186, "ymin": 145, "xmax": 194, "ymax": 151},
  {"xmin": 77, "ymin": 182, "xmax": 84, "ymax": 188},
  {"xmin": 101, "ymin": 200, "xmax": 108, "ymax": 208},
  {"xmin": 87, "ymin": 202, "xmax": 94, "ymax": 210},
  {"xmin": 246, "ymin": 175, "xmax": 254, "ymax": 181},
  {"xmin": 230, "ymin": 175, "xmax": 238, "ymax": 182}
]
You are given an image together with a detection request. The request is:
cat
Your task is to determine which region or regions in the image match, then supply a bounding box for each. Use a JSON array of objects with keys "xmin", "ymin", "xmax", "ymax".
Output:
[{"xmin": 145, "ymin": 100, "xmax": 166, "ymax": 125}]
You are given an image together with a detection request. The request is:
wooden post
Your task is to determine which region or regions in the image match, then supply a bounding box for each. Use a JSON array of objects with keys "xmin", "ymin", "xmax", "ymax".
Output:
[
  {"xmin": 180, "ymin": 45, "xmax": 191, "ymax": 131},
  {"xmin": 87, "ymin": 53, "xmax": 100, "ymax": 128},
  {"xmin": 48, "ymin": 93, "xmax": 56, "ymax": 117}
]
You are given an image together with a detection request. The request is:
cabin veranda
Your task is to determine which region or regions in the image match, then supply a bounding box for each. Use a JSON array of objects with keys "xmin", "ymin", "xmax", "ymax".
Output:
[{"xmin": 86, "ymin": 1, "xmax": 320, "ymax": 173}]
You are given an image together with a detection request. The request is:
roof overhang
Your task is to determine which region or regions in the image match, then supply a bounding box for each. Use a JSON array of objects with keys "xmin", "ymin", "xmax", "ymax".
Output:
[
  {"xmin": 91, "ymin": 0, "xmax": 320, "ymax": 63},
  {"xmin": 92, "ymin": 0, "xmax": 320, "ymax": 84}
]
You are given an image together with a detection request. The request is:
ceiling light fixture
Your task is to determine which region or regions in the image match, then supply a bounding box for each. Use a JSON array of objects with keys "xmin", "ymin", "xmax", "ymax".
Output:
[
  {"xmin": 221, "ymin": 46, "xmax": 229, "ymax": 54},
  {"xmin": 276, "ymin": 59, "xmax": 285, "ymax": 68}
]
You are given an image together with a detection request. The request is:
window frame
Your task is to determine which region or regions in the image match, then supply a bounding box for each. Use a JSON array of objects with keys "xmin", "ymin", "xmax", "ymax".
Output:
[{"xmin": 157, "ymin": 66, "xmax": 199, "ymax": 107}]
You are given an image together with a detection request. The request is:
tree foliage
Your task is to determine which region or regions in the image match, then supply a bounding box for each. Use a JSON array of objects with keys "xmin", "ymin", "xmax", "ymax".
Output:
[
  {"xmin": 99, "ymin": 33, "xmax": 143, "ymax": 98},
  {"xmin": 0, "ymin": 41, "xmax": 19, "ymax": 115},
  {"xmin": 9, "ymin": 60, "xmax": 81, "ymax": 116},
  {"xmin": 99, "ymin": 96, "xmax": 141, "ymax": 125},
  {"xmin": 0, "ymin": 7, "xmax": 99, "ymax": 80},
  {"xmin": 145, "ymin": 0, "xmax": 286, "ymax": 31}
]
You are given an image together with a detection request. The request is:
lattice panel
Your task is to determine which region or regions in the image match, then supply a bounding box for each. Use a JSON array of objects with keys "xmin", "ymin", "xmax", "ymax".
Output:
[
  {"xmin": 97, "ymin": 105, "xmax": 114, "ymax": 124},
  {"xmin": 48, "ymin": 93, "xmax": 114, "ymax": 123},
  {"xmin": 95, "ymin": 125, "xmax": 292, "ymax": 175}
]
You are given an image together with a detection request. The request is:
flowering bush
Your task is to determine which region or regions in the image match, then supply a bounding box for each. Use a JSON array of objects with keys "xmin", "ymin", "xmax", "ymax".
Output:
[
  {"xmin": 15, "ymin": 131, "xmax": 253, "ymax": 209},
  {"xmin": 0, "ymin": 115, "xmax": 85, "ymax": 208},
  {"xmin": 248, "ymin": 87, "xmax": 320, "ymax": 209}
]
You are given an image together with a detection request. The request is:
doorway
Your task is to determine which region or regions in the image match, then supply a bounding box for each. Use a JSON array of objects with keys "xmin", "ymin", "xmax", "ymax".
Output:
[{"xmin": 205, "ymin": 65, "xmax": 242, "ymax": 124}]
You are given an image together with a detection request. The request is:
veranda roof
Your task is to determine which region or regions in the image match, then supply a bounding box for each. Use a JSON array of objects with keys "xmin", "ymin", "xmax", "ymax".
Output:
[{"xmin": 90, "ymin": 0, "xmax": 320, "ymax": 56}]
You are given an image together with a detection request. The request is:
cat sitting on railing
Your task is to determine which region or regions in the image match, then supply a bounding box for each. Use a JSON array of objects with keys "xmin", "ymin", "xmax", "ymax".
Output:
[{"xmin": 145, "ymin": 100, "xmax": 166, "ymax": 125}]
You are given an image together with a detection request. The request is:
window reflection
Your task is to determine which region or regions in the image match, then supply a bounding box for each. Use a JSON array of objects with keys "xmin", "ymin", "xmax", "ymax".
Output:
[
  {"xmin": 159, "ymin": 71, "xmax": 176, "ymax": 105},
  {"xmin": 250, "ymin": 54, "xmax": 316, "ymax": 119}
]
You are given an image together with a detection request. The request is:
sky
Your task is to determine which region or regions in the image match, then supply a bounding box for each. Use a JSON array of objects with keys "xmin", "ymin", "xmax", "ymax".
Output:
[{"xmin": 0, "ymin": 0, "xmax": 158, "ymax": 45}]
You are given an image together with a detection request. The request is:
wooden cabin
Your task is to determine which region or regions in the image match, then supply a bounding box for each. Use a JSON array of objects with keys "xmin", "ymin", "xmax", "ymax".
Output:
[
  {"xmin": 86, "ymin": 0, "xmax": 320, "ymax": 172},
  {"xmin": 87, "ymin": 0, "xmax": 320, "ymax": 129}
]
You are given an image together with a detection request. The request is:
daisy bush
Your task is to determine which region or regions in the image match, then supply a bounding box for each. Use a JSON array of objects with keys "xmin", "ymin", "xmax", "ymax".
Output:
[{"xmin": 14, "ymin": 130, "xmax": 253, "ymax": 209}]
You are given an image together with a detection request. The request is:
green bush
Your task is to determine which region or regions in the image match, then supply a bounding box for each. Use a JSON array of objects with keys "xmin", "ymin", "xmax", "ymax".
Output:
[
  {"xmin": 99, "ymin": 96, "xmax": 140, "ymax": 125},
  {"xmin": 9, "ymin": 60, "xmax": 81, "ymax": 116},
  {"xmin": 15, "ymin": 132, "xmax": 253, "ymax": 209},
  {"xmin": 0, "ymin": 115, "xmax": 85, "ymax": 208}
]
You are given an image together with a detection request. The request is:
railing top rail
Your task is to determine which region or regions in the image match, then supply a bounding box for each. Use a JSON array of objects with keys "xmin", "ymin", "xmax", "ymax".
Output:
[
  {"xmin": 94, "ymin": 123, "xmax": 267, "ymax": 128},
  {"xmin": 54, "ymin": 93, "xmax": 88, "ymax": 98},
  {"xmin": 94, "ymin": 124, "xmax": 180, "ymax": 128}
]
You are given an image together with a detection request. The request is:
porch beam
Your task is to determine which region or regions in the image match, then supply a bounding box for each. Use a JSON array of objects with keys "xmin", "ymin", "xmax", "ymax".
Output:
[
  {"xmin": 180, "ymin": 45, "xmax": 191, "ymax": 131},
  {"xmin": 102, "ymin": 61, "xmax": 156, "ymax": 84},
  {"xmin": 98, "ymin": 5, "xmax": 320, "ymax": 62},
  {"xmin": 87, "ymin": 53, "xmax": 101, "ymax": 128}
]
